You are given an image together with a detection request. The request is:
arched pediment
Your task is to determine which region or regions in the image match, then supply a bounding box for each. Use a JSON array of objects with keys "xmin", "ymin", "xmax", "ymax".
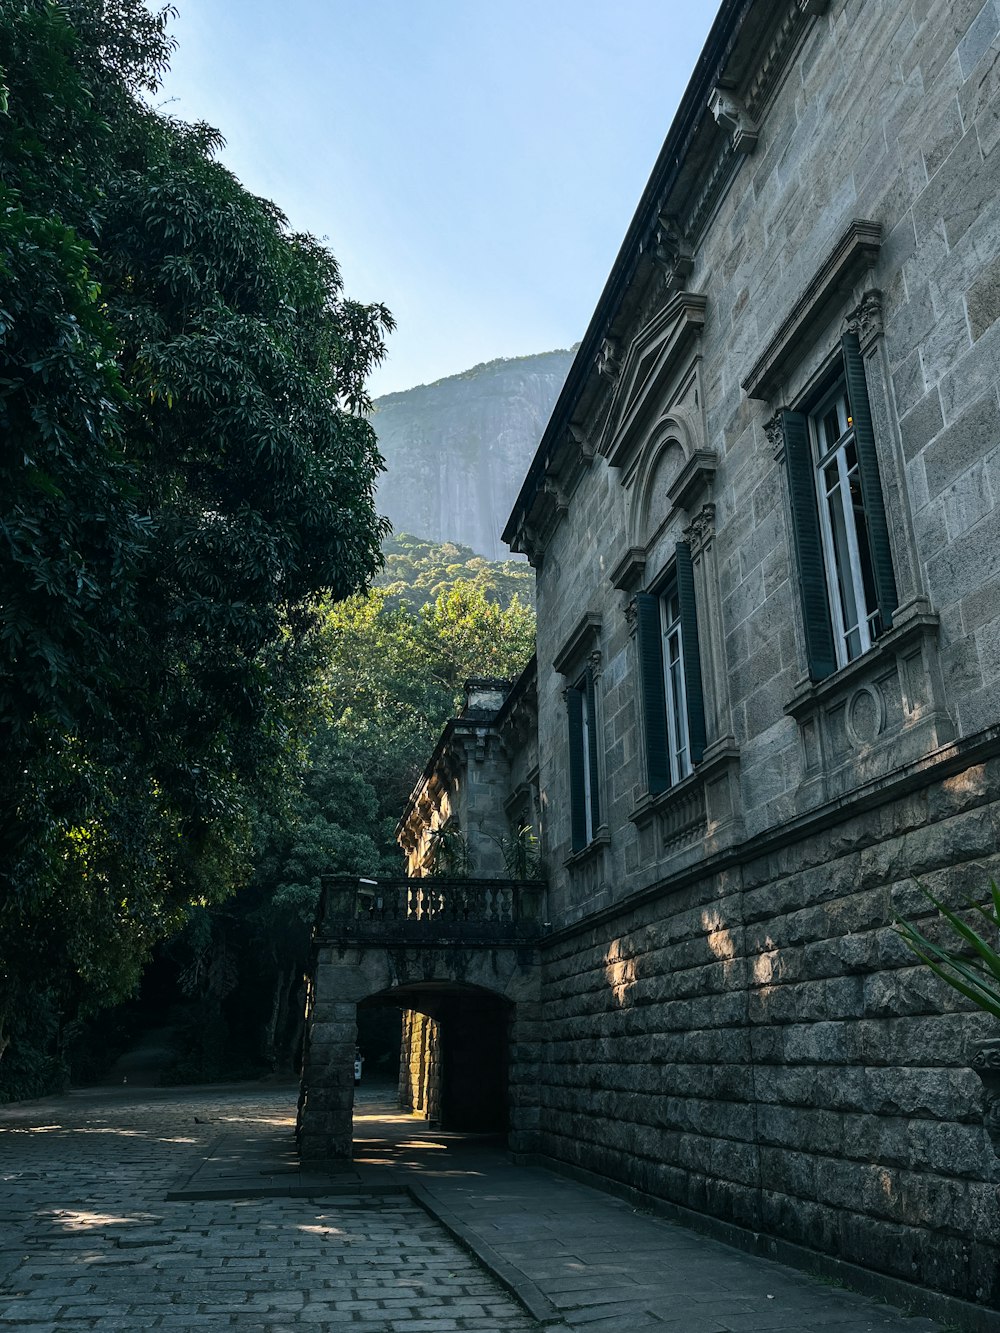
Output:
[
  {"xmin": 628, "ymin": 418, "xmax": 694, "ymax": 549},
  {"xmin": 601, "ymin": 290, "xmax": 707, "ymax": 470}
]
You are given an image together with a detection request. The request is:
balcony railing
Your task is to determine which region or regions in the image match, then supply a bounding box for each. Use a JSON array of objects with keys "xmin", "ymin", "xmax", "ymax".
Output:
[{"xmin": 316, "ymin": 876, "xmax": 548, "ymax": 944}]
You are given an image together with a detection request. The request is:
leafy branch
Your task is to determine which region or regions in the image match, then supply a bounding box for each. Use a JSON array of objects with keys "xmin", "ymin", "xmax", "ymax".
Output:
[{"xmin": 894, "ymin": 880, "xmax": 1000, "ymax": 1022}]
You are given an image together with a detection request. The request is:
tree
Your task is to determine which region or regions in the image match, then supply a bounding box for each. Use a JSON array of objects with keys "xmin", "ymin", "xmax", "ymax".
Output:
[
  {"xmin": 0, "ymin": 0, "xmax": 391, "ymax": 1081},
  {"xmin": 159, "ymin": 562, "xmax": 536, "ymax": 1078}
]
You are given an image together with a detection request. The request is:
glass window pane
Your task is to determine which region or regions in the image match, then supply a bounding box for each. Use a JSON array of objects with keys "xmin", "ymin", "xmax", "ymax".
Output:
[{"xmin": 827, "ymin": 487, "xmax": 861, "ymax": 653}]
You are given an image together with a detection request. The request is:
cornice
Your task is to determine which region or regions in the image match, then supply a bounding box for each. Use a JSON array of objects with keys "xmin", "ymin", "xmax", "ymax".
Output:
[
  {"xmin": 504, "ymin": 0, "xmax": 832, "ymax": 546},
  {"xmin": 742, "ymin": 219, "xmax": 883, "ymax": 401}
]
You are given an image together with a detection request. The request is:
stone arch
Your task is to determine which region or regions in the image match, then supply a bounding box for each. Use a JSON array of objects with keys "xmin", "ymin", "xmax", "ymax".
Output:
[
  {"xmin": 298, "ymin": 944, "xmax": 540, "ymax": 1160},
  {"xmin": 627, "ymin": 406, "xmax": 700, "ymax": 549},
  {"xmin": 363, "ymin": 979, "xmax": 515, "ymax": 1133}
]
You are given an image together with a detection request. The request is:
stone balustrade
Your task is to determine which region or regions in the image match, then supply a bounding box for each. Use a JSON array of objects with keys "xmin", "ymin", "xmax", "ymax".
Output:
[{"xmin": 317, "ymin": 876, "xmax": 548, "ymax": 944}]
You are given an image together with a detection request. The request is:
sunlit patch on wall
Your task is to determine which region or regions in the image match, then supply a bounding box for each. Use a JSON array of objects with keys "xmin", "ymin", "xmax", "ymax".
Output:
[{"xmin": 604, "ymin": 938, "xmax": 637, "ymax": 1006}]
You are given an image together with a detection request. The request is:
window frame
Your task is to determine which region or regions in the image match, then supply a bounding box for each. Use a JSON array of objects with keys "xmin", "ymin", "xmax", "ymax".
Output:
[
  {"xmin": 809, "ymin": 376, "xmax": 883, "ymax": 669},
  {"xmin": 658, "ymin": 572, "xmax": 693, "ymax": 786},
  {"xmin": 782, "ymin": 331, "xmax": 899, "ymax": 684},
  {"xmin": 566, "ymin": 665, "xmax": 601, "ymax": 854},
  {"xmin": 636, "ymin": 541, "xmax": 706, "ymax": 796}
]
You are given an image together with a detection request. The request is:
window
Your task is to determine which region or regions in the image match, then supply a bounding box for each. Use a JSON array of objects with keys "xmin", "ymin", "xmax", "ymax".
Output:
[
  {"xmin": 783, "ymin": 333, "xmax": 898, "ymax": 681},
  {"xmin": 567, "ymin": 669, "xmax": 600, "ymax": 852},
  {"xmin": 636, "ymin": 542, "xmax": 706, "ymax": 794},
  {"xmin": 660, "ymin": 575, "xmax": 692, "ymax": 784},
  {"xmin": 811, "ymin": 380, "xmax": 882, "ymax": 666}
]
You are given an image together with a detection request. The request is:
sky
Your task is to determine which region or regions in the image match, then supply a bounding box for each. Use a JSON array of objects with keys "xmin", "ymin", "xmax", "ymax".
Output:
[{"xmin": 157, "ymin": 2, "xmax": 719, "ymax": 398}]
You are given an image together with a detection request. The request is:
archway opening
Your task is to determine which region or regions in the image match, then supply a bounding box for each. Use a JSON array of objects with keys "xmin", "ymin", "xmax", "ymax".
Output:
[{"xmin": 358, "ymin": 982, "xmax": 511, "ymax": 1136}]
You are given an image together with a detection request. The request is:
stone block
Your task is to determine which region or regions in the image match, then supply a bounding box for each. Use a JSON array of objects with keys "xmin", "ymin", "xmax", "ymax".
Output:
[{"xmin": 923, "ymin": 388, "xmax": 1000, "ymax": 497}]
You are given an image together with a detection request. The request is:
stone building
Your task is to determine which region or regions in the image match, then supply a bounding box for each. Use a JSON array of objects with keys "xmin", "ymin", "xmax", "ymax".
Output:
[{"xmin": 301, "ymin": 0, "xmax": 1000, "ymax": 1317}]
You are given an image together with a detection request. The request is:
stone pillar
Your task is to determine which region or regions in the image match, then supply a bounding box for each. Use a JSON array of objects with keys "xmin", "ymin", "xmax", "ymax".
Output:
[
  {"xmin": 297, "ymin": 996, "xmax": 357, "ymax": 1161},
  {"xmin": 508, "ymin": 998, "xmax": 541, "ymax": 1155}
]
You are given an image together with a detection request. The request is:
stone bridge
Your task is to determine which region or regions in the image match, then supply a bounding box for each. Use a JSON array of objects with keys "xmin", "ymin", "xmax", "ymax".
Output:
[{"xmin": 296, "ymin": 876, "xmax": 546, "ymax": 1161}]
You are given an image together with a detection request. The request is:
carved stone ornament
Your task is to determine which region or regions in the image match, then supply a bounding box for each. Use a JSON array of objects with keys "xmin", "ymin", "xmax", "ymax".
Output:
[
  {"xmin": 970, "ymin": 1038, "xmax": 1000, "ymax": 1157},
  {"xmin": 708, "ymin": 87, "xmax": 759, "ymax": 154},
  {"xmin": 624, "ymin": 597, "xmax": 638, "ymax": 636},
  {"xmin": 765, "ymin": 412, "xmax": 786, "ymax": 463},
  {"xmin": 568, "ymin": 422, "xmax": 595, "ymax": 468},
  {"xmin": 597, "ymin": 336, "xmax": 622, "ymax": 384},
  {"xmin": 588, "ymin": 649, "xmax": 603, "ymax": 680},
  {"xmin": 684, "ymin": 503, "xmax": 716, "ymax": 558},
  {"xmin": 843, "ymin": 289, "xmax": 885, "ymax": 353},
  {"xmin": 543, "ymin": 477, "xmax": 569, "ymax": 517},
  {"xmin": 652, "ymin": 213, "xmax": 694, "ymax": 290}
]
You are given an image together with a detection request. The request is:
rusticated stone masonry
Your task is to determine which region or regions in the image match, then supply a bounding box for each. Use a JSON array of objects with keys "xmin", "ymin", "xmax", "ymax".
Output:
[{"xmin": 535, "ymin": 757, "xmax": 1000, "ymax": 1307}]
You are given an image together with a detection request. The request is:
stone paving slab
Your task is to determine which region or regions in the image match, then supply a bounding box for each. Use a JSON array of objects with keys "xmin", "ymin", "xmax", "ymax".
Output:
[{"xmin": 0, "ymin": 1084, "xmax": 539, "ymax": 1331}]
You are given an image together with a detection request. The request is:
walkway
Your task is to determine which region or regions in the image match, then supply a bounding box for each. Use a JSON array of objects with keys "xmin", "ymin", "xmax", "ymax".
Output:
[{"xmin": 0, "ymin": 1082, "xmax": 963, "ymax": 1331}]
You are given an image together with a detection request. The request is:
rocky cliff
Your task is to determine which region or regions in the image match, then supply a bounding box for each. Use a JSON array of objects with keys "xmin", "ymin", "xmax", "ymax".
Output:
[{"xmin": 372, "ymin": 349, "xmax": 574, "ymax": 561}]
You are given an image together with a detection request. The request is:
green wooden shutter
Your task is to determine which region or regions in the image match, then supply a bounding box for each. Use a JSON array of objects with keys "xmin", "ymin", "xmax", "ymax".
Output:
[
  {"xmin": 674, "ymin": 542, "xmax": 707, "ymax": 765},
  {"xmin": 782, "ymin": 409, "xmax": 837, "ymax": 681},
  {"xmin": 585, "ymin": 666, "xmax": 601, "ymax": 830},
  {"xmin": 567, "ymin": 686, "xmax": 588, "ymax": 852},
  {"xmin": 842, "ymin": 332, "xmax": 898, "ymax": 629},
  {"xmin": 636, "ymin": 592, "xmax": 671, "ymax": 794}
]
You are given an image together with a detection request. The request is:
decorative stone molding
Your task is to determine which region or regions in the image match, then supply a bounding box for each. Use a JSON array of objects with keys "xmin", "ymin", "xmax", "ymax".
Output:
[
  {"xmin": 786, "ymin": 598, "xmax": 955, "ymax": 808},
  {"xmin": 543, "ymin": 477, "xmax": 569, "ymax": 519},
  {"xmin": 666, "ymin": 449, "xmax": 718, "ymax": 512},
  {"xmin": 843, "ymin": 289, "xmax": 884, "ymax": 355},
  {"xmin": 610, "ymin": 547, "xmax": 648, "ymax": 593},
  {"xmin": 708, "ymin": 87, "xmax": 759, "ymax": 154},
  {"xmin": 568, "ymin": 422, "xmax": 596, "ymax": 468},
  {"xmin": 624, "ymin": 596, "xmax": 638, "ymax": 637},
  {"xmin": 553, "ymin": 611, "xmax": 603, "ymax": 677},
  {"xmin": 597, "ymin": 336, "xmax": 622, "ymax": 384},
  {"xmin": 744, "ymin": 1, "xmax": 827, "ymax": 123},
  {"xmin": 629, "ymin": 740, "xmax": 742, "ymax": 855},
  {"xmin": 742, "ymin": 220, "xmax": 883, "ymax": 401},
  {"xmin": 970, "ymin": 1038, "xmax": 1000, "ymax": 1158},
  {"xmin": 603, "ymin": 292, "xmax": 708, "ymax": 469},
  {"xmin": 683, "ymin": 503, "xmax": 717, "ymax": 559},
  {"xmin": 764, "ymin": 411, "xmax": 786, "ymax": 463},
  {"xmin": 651, "ymin": 213, "xmax": 695, "ymax": 290}
]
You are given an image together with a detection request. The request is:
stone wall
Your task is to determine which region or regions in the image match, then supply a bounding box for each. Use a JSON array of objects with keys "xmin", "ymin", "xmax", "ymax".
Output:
[
  {"xmin": 299, "ymin": 941, "xmax": 542, "ymax": 1160},
  {"xmin": 399, "ymin": 1009, "xmax": 441, "ymax": 1122},
  {"xmin": 529, "ymin": 0, "xmax": 1000, "ymax": 922},
  {"xmin": 537, "ymin": 754, "xmax": 1000, "ymax": 1305}
]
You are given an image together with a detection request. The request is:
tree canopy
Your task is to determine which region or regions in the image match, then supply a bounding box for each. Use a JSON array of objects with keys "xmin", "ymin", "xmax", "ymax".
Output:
[{"xmin": 0, "ymin": 0, "xmax": 392, "ymax": 1067}]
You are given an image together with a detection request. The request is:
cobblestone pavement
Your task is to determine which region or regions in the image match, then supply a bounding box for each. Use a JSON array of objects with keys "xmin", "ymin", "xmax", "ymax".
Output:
[
  {"xmin": 0, "ymin": 1084, "xmax": 537, "ymax": 1332},
  {"xmin": 0, "ymin": 1083, "xmax": 964, "ymax": 1333}
]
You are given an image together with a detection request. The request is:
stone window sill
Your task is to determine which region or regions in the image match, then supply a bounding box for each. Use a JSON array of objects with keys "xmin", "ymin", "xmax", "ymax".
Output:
[
  {"xmin": 564, "ymin": 825, "xmax": 611, "ymax": 871},
  {"xmin": 628, "ymin": 740, "xmax": 742, "ymax": 853},
  {"xmin": 784, "ymin": 597, "xmax": 955, "ymax": 805}
]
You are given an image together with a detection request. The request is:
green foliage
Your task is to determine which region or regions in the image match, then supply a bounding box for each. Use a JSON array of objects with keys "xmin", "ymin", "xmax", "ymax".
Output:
[
  {"xmin": 426, "ymin": 819, "xmax": 475, "ymax": 879},
  {"xmin": 0, "ymin": 0, "xmax": 391, "ymax": 1087},
  {"xmin": 895, "ymin": 880, "xmax": 1000, "ymax": 1021},
  {"xmin": 496, "ymin": 824, "xmax": 542, "ymax": 880},
  {"xmin": 160, "ymin": 548, "xmax": 536, "ymax": 1077},
  {"xmin": 378, "ymin": 533, "xmax": 534, "ymax": 612}
]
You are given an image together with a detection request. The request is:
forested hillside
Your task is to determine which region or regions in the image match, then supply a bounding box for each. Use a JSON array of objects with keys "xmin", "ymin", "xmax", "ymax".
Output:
[{"xmin": 376, "ymin": 533, "xmax": 534, "ymax": 610}]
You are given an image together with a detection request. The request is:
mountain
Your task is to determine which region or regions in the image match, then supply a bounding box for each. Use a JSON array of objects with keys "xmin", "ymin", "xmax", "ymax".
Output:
[{"xmin": 371, "ymin": 348, "xmax": 575, "ymax": 561}]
